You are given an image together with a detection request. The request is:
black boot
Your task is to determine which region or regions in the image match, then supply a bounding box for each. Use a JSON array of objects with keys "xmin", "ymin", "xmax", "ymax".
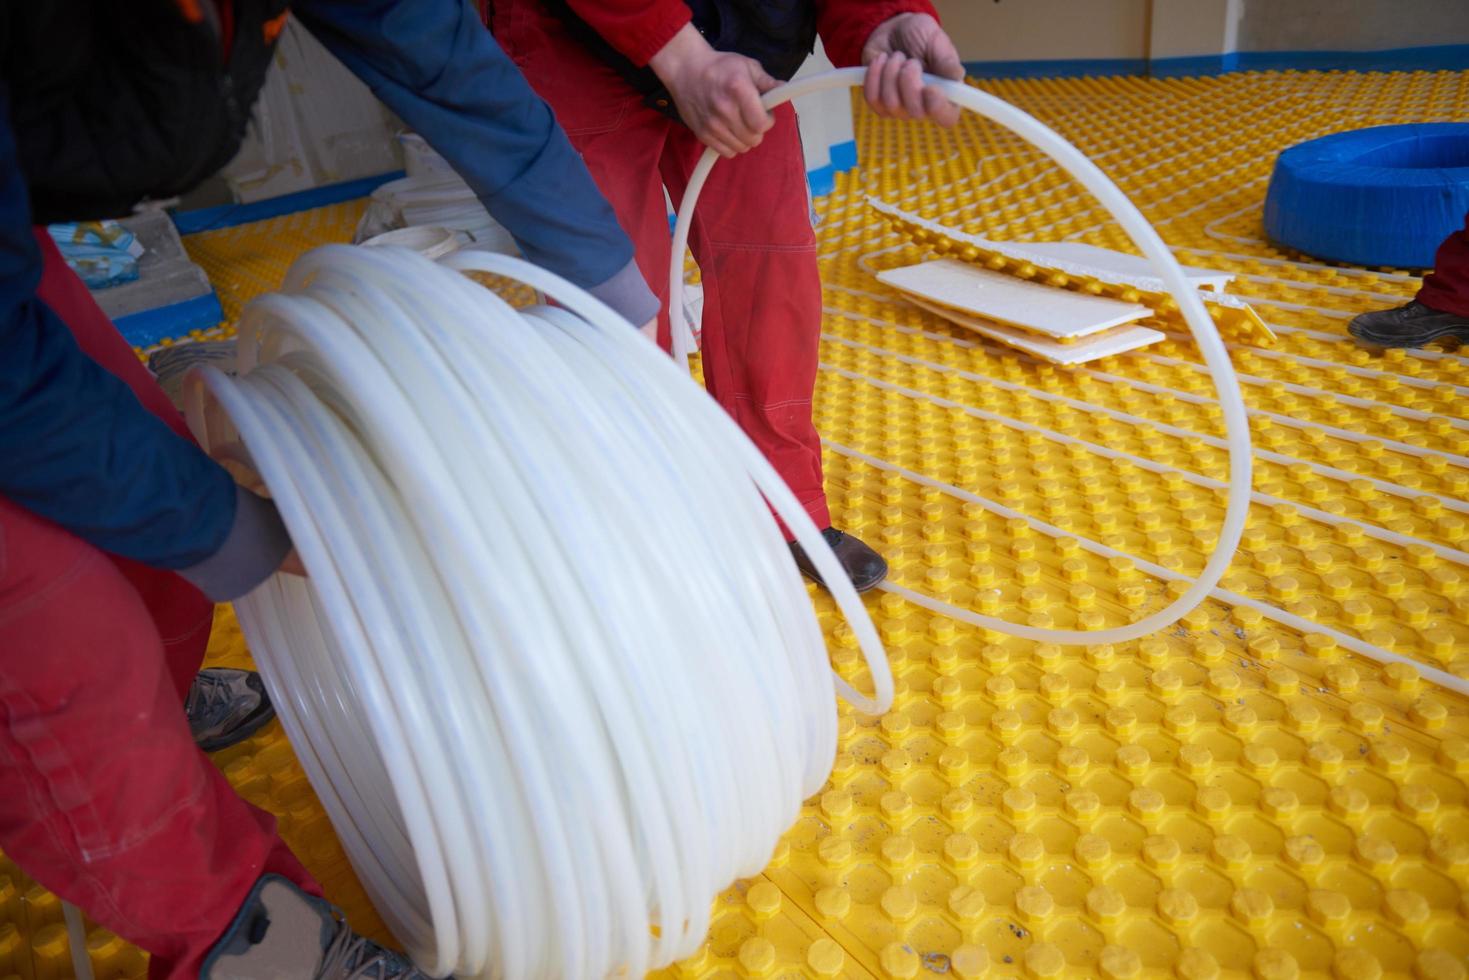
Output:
[
  {"xmin": 790, "ymin": 527, "xmax": 888, "ymax": 593},
  {"xmin": 1348, "ymin": 300, "xmax": 1469, "ymax": 349}
]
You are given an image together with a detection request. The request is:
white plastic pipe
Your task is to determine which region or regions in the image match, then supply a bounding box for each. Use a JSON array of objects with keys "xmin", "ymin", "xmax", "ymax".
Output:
[
  {"xmin": 670, "ymin": 68, "xmax": 1253, "ymax": 645},
  {"xmin": 183, "ymin": 244, "xmax": 890, "ymax": 979},
  {"xmin": 62, "ymin": 901, "xmax": 94, "ymax": 980}
]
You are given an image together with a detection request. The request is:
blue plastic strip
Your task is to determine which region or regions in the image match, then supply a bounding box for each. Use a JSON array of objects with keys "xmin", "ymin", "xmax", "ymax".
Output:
[
  {"xmin": 114, "ymin": 291, "xmax": 225, "ymax": 348},
  {"xmin": 963, "ymin": 57, "xmax": 1147, "ymax": 80},
  {"xmin": 964, "ymin": 43, "xmax": 1469, "ymax": 80},
  {"xmin": 1228, "ymin": 44, "xmax": 1469, "ymax": 74},
  {"xmin": 830, "ymin": 140, "xmax": 858, "ymax": 173},
  {"xmin": 171, "ymin": 171, "xmax": 405, "ymax": 235},
  {"xmin": 175, "ymin": 141, "xmax": 859, "ymax": 243},
  {"xmin": 1146, "ymin": 54, "xmax": 1238, "ymax": 78},
  {"xmin": 807, "ymin": 164, "xmax": 836, "ymax": 197}
]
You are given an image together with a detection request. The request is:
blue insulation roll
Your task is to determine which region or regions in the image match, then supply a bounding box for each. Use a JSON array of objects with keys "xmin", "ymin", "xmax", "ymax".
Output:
[{"xmin": 1264, "ymin": 123, "xmax": 1469, "ymax": 269}]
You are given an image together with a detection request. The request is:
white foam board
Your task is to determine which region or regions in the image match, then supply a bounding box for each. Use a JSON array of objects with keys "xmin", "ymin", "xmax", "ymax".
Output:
[
  {"xmin": 876, "ymin": 259, "xmax": 1152, "ymax": 339},
  {"xmin": 1015, "ymin": 241, "xmax": 1234, "ymax": 292},
  {"xmin": 908, "ymin": 296, "xmax": 1165, "ymax": 365},
  {"xmin": 867, "ymin": 198, "xmax": 1250, "ymax": 304}
]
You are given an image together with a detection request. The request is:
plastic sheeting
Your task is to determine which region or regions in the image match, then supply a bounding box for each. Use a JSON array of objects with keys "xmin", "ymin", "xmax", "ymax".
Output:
[{"xmin": 1264, "ymin": 122, "xmax": 1469, "ymax": 269}]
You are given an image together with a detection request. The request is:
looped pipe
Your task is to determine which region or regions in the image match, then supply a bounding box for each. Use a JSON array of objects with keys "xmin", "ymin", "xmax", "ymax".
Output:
[{"xmin": 670, "ymin": 68, "xmax": 1253, "ymax": 646}]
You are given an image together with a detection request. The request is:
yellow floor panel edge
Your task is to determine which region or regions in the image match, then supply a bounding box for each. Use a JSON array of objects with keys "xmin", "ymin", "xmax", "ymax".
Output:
[{"xmin": 4, "ymin": 67, "xmax": 1469, "ymax": 979}]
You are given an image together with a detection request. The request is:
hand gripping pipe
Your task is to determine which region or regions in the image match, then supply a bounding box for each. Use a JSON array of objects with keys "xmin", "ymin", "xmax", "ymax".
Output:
[
  {"xmin": 670, "ymin": 67, "xmax": 1253, "ymax": 645},
  {"xmin": 181, "ymin": 243, "xmax": 891, "ymax": 979}
]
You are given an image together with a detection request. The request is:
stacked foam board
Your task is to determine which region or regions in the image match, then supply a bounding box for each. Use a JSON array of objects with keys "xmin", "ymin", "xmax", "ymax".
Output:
[
  {"xmin": 876, "ymin": 259, "xmax": 1165, "ymax": 365},
  {"xmin": 869, "ymin": 199, "xmax": 1268, "ymax": 363}
]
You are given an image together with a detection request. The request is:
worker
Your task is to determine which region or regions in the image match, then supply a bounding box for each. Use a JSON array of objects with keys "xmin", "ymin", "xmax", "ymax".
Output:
[
  {"xmin": 0, "ymin": 1, "xmax": 657, "ymax": 977},
  {"xmin": 487, "ymin": 0, "xmax": 966, "ymax": 593},
  {"xmin": 1350, "ymin": 210, "xmax": 1469, "ymax": 347}
]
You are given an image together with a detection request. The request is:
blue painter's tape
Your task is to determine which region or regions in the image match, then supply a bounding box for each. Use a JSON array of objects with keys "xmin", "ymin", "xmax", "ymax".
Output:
[
  {"xmin": 115, "ymin": 291, "xmax": 225, "ymax": 348},
  {"xmin": 807, "ymin": 164, "xmax": 836, "ymax": 198},
  {"xmin": 177, "ymin": 143, "xmax": 862, "ymax": 243},
  {"xmin": 1264, "ymin": 122, "xmax": 1469, "ymax": 269},
  {"xmin": 830, "ymin": 140, "xmax": 858, "ymax": 173},
  {"xmin": 172, "ymin": 171, "xmax": 405, "ymax": 235},
  {"xmin": 963, "ymin": 57, "xmax": 1147, "ymax": 80},
  {"xmin": 1146, "ymin": 54, "xmax": 1237, "ymax": 78},
  {"xmin": 964, "ymin": 44, "xmax": 1469, "ymax": 81},
  {"xmin": 1230, "ymin": 44, "xmax": 1469, "ymax": 74}
]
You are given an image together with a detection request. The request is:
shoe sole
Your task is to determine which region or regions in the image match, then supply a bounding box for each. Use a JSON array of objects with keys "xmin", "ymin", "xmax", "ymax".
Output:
[
  {"xmin": 197, "ymin": 702, "xmax": 277, "ymax": 753},
  {"xmin": 1349, "ymin": 322, "xmax": 1469, "ymax": 349},
  {"xmin": 851, "ymin": 566, "xmax": 889, "ymax": 593},
  {"xmin": 793, "ymin": 562, "xmax": 889, "ymax": 594}
]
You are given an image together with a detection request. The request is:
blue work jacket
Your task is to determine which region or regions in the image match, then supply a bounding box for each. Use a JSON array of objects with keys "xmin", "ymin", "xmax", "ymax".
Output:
[{"xmin": 0, "ymin": 0, "xmax": 654, "ymax": 597}]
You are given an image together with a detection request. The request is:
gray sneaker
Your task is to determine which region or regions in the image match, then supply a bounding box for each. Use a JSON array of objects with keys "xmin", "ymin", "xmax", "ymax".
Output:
[
  {"xmin": 202, "ymin": 875, "xmax": 440, "ymax": 979},
  {"xmin": 186, "ymin": 668, "xmax": 275, "ymax": 752},
  {"xmin": 1348, "ymin": 300, "xmax": 1469, "ymax": 349},
  {"xmin": 147, "ymin": 339, "xmax": 237, "ymax": 408}
]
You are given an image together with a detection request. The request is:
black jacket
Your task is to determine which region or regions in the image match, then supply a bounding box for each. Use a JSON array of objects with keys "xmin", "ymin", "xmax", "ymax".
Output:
[
  {"xmin": 1, "ymin": 0, "xmax": 287, "ymax": 222},
  {"xmin": 541, "ymin": 0, "xmax": 817, "ymax": 120}
]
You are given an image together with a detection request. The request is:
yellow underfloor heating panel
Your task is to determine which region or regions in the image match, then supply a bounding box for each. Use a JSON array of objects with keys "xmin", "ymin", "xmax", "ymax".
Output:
[{"xmin": 5, "ymin": 67, "xmax": 1469, "ymax": 980}]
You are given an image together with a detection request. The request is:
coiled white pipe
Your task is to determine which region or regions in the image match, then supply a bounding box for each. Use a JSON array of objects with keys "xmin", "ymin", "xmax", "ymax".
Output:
[
  {"xmin": 182, "ymin": 244, "xmax": 890, "ymax": 978},
  {"xmin": 671, "ymin": 68, "xmax": 1253, "ymax": 644}
]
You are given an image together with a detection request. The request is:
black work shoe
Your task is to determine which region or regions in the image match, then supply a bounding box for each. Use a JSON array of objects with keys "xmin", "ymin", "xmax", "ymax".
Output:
[
  {"xmin": 1348, "ymin": 300, "xmax": 1469, "ymax": 349},
  {"xmin": 187, "ymin": 668, "xmax": 276, "ymax": 752},
  {"xmin": 201, "ymin": 875, "xmax": 441, "ymax": 979},
  {"xmin": 790, "ymin": 527, "xmax": 889, "ymax": 593}
]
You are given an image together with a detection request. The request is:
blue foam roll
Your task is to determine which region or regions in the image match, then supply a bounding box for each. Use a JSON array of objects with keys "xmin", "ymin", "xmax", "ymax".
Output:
[{"xmin": 1264, "ymin": 123, "xmax": 1469, "ymax": 269}]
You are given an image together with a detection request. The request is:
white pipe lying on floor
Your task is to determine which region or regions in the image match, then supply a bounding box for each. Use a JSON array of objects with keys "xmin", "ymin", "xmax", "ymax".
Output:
[
  {"xmin": 670, "ymin": 68, "xmax": 1254, "ymax": 646},
  {"xmin": 183, "ymin": 244, "xmax": 889, "ymax": 978}
]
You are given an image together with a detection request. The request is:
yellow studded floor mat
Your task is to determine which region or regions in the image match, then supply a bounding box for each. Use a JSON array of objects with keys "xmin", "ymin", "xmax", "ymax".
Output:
[{"xmin": 4, "ymin": 67, "xmax": 1467, "ymax": 980}]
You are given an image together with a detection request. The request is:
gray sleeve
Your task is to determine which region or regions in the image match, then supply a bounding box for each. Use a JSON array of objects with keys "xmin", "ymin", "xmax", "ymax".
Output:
[
  {"xmin": 177, "ymin": 487, "xmax": 293, "ymax": 601},
  {"xmin": 588, "ymin": 258, "xmax": 661, "ymax": 327}
]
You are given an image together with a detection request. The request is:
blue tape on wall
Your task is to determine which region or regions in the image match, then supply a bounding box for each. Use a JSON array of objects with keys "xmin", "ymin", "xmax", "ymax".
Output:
[
  {"xmin": 963, "ymin": 57, "xmax": 1148, "ymax": 79},
  {"xmin": 1264, "ymin": 123, "xmax": 1469, "ymax": 269},
  {"xmin": 964, "ymin": 43, "xmax": 1469, "ymax": 80},
  {"xmin": 807, "ymin": 164, "xmax": 836, "ymax": 197},
  {"xmin": 830, "ymin": 140, "xmax": 858, "ymax": 173},
  {"xmin": 171, "ymin": 171, "xmax": 405, "ymax": 235},
  {"xmin": 115, "ymin": 291, "xmax": 226, "ymax": 348}
]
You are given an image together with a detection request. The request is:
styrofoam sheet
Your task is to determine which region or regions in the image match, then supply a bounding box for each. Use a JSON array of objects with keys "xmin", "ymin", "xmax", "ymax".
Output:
[
  {"xmin": 867, "ymin": 198, "xmax": 1255, "ymax": 304},
  {"xmin": 907, "ymin": 296, "xmax": 1165, "ymax": 365},
  {"xmin": 876, "ymin": 259, "xmax": 1152, "ymax": 339},
  {"xmin": 1015, "ymin": 241, "xmax": 1234, "ymax": 292}
]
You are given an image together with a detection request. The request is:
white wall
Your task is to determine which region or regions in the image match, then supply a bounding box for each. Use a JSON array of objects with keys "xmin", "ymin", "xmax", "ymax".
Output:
[
  {"xmin": 219, "ymin": 20, "xmax": 403, "ymax": 203},
  {"xmin": 938, "ymin": 0, "xmax": 1469, "ymax": 65},
  {"xmin": 792, "ymin": 39, "xmax": 854, "ymax": 174},
  {"xmin": 1236, "ymin": 0, "xmax": 1469, "ymax": 52},
  {"xmin": 1149, "ymin": 0, "xmax": 1243, "ymax": 60},
  {"xmin": 931, "ymin": 0, "xmax": 1149, "ymax": 63}
]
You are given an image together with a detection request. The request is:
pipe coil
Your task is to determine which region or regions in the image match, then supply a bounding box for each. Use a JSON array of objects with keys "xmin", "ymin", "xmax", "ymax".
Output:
[
  {"xmin": 185, "ymin": 244, "xmax": 890, "ymax": 978},
  {"xmin": 182, "ymin": 68, "xmax": 1253, "ymax": 979}
]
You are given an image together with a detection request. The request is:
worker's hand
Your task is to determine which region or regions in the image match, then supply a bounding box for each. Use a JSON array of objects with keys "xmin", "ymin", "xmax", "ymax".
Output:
[
  {"xmin": 650, "ymin": 23, "xmax": 779, "ymax": 158},
  {"xmin": 279, "ymin": 548, "xmax": 307, "ymax": 578},
  {"xmin": 861, "ymin": 13, "xmax": 965, "ymax": 126}
]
